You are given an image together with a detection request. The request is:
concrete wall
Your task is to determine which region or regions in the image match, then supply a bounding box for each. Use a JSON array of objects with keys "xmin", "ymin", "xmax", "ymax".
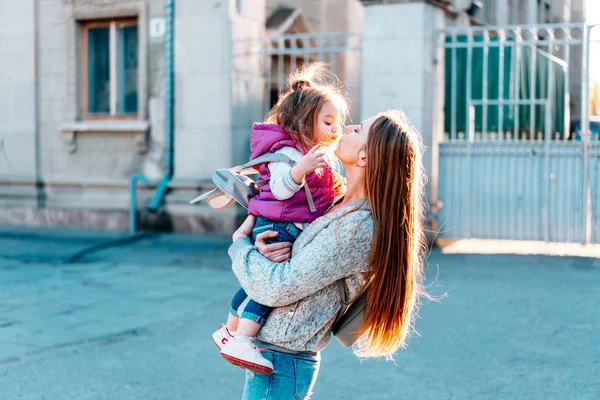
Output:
[
  {"xmin": 33, "ymin": 0, "xmax": 162, "ymax": 210},
  {"xmin": 0, "ymin": 0, "xmax": 248, "ymax": 233},
  {"xmin": 449, "ymin": 0, "xmax": 579, "ymax": 25},
  {"xmin": 144, "ymin": 0, "xmax": 168, "ymax": 180},
  {"xmin": 162, "ymin": 0, "xmax": 264, "ymax": 234},
  {"xmin": 347, "ymin": 0, "xmax": 364, "ymax": 122},
  {"xmin": 551, "ymin": 0, "xmax": 586, "ymax": 120},
  {"xmin": 361, "ymin": 2, "xmax": 444, "ymax": 205},
  {"xmin": 172, "ymin": 0, "xmax": 233, "ymax": 181},
  {"xmin": 324, "ymin": 0, "xmax": 364, "ymax": 32},
  {"xmin": 266, "ymin": 0, "xmax": 323, "ymax": 32},
  {"xmin": 172, "ymin": 0, "xmax": 265, "ymax": 179},
  {"xmin": 554, "ymin": 0, "xmax": 586, "ymax": 23},
  {"xmin": 266, "ymin": 0, "xmax": 363, "ymax": 33},
  {"xmin": 18, "ymin": 0, "xmax": 252, "ymax": 197},
  {"xmin": 231, "ymin": 0, "xmax": 266, "ymax": 165},
  {"xmin": 0, "ymin": 0, "xmax": 37, "ymax": 186}
]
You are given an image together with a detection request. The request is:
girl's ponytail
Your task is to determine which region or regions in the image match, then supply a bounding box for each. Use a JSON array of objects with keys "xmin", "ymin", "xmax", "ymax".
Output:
[{"xmin": 291, "ymin": 79, "xmax": 311, "ymax": 91}]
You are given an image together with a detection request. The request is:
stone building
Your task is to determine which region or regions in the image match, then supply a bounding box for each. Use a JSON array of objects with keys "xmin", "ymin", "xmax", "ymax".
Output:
[
  {"xmin": 0, "ymin": 0, "xmax": 362, "ymax": 233},
  {"xmin": 0, "ymin": 0, "xmax": 590, "ymax": 234}
]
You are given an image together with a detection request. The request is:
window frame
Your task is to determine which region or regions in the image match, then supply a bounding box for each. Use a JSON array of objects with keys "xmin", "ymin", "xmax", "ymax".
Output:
[{"xmin": 80, "ymin": 18, "xmax": 139, "ymax": 121}]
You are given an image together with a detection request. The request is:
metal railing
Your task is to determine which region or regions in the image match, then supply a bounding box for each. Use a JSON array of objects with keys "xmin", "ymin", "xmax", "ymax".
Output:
[
  {"xmin": 436, "ymin": 23, "xmax": 599, "ymax": 244},
  {"xmin": 438, "ymin": 23, "xmax": 589, "ymax": 143},
  {"xmin": 232, "ymin": 32, "xmax": 362, "ymax": 121}
]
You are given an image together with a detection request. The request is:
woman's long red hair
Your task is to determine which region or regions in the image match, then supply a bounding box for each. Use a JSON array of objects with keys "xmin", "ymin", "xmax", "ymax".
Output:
[{"xmin": 356, "ymin": 110, "xmax": 427, "ymax": 359}]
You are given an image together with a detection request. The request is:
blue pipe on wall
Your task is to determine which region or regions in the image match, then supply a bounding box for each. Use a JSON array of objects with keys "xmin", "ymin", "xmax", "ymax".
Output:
[{"xmin": 149, "ymin": 0, "xmax": 174, "ymax": 212}]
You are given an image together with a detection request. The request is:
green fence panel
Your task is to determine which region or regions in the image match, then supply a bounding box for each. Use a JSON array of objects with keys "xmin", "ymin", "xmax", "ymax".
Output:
[{"xmin": 444, "ymin": 36, "xmax": 566, "ymax": 138}]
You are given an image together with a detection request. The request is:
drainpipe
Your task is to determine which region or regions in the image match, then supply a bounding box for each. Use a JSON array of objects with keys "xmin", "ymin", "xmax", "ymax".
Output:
[
  {"xmin": 34, "ymin": 0, "xmax": 46, "ymax": 208},
  {"xmin": 148, "ymin": 0, "xmax": 174, "ymax": 212}
]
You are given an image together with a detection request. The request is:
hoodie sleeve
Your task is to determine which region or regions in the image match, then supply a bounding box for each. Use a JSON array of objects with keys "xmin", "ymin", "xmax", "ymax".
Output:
[
  {"xmin": 268, "ymin": 146, "xmax": 304, "ymax": 201},
  {"xmin": 228, "ymin": 210, "xmax": 373, "ymax": 307}
]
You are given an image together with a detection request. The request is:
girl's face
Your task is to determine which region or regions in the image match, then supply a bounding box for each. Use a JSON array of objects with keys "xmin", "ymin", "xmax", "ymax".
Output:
[
  {"xmin": 335, "ymin": 116, "xmax": 377, "ymax": 165},
  {"xmin": 314, "ymin": 101, "xmax": 341, "ymax": 147}
]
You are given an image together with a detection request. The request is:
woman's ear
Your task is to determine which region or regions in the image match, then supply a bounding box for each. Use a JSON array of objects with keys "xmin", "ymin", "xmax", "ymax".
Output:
[{"xmin": 357, "ymin": 150, "xmax": 367, "ymax": 168}]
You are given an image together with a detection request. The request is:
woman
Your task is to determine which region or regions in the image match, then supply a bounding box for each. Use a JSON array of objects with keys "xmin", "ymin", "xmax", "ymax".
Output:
[{"xmin": 228, "ymin": 110, "xmax": 427, "ymax": 399}]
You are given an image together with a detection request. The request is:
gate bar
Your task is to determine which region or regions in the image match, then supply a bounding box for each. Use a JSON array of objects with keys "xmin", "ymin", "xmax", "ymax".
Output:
[{"xmin": 582, "ymin": 25, "xmax": 592, "ymax": 244}]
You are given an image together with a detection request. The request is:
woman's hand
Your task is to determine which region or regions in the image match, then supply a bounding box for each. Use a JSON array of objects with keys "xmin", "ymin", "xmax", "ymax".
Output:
[
  {"xmin": 232, "ymin": 215, "xmax": 256, "ymax": 242},
  {"xmin": 255, "ymin": 231, "xmax": 292, "ymax": 263}
]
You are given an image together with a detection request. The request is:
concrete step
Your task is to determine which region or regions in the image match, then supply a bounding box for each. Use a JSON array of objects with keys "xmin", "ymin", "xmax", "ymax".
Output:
[{"xmin": 0, "ymin": 202, "xmax": 244, "ymax": 235}]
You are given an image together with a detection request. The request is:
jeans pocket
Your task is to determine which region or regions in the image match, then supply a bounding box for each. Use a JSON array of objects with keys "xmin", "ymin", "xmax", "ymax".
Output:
[
  {"xmin": 251, "ymin": 223, "xmax": 274, "ymax": 242},
  {"xmin": 294, "ymin": 358, "xmax": 319, "ymax": 400},
  {"xmin": 284, "ymin": 223, "xmax": 301, "ymax": 240}
]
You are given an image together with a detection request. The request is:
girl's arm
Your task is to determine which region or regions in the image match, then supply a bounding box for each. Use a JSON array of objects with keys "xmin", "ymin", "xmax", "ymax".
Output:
[
  {"xmin": 269, "ymin": 146, "xmax": 327, "ymax": 200},
  {"xmin": 228, "ymin": 211, "xmax": 372, "ymax": 307},
  {"xmin": 268, "ymin": 147, "xmax": 303, "ymax": 201}
]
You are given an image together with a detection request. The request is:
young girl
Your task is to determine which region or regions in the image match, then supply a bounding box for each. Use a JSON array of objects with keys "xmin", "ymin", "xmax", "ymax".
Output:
[{"xmin": 212, "ymin": 63, "xmax": 348, "ymax": 374}]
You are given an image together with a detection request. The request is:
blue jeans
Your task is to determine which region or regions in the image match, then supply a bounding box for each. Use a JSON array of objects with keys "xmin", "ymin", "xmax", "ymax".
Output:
[
  {"xmin": 242, "ymin": 348, "xmax": 320, "ymax": 400},
  {"xmin": 251, "ymin": 216, "xmax": 302, "ymax": 245},
  {"xmin": 230, "ymin": 217, "xmax": 302, "ymax": 324}
]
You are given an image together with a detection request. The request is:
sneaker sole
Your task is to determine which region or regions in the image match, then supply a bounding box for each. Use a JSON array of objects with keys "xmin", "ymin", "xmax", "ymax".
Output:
[
  {"xmin": 220, "ymin": 353, "xmax": 274, "ymax": 375},
  {"xmin": 212, "ymin": 336, "xmax": 224, "ymax": 351}
]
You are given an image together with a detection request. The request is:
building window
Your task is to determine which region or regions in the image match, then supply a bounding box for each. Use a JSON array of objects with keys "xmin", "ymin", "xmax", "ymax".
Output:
[{"xmin": 80, "ymin": 19, "xmax": 138, "ymax": 119}]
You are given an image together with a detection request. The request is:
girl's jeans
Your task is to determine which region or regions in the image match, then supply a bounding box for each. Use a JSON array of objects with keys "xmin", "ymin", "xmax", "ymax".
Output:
[
  {"xmin": 230, "ymin": 217, "xmax": 302, "ymax": 325},
  {"xmin": 242, "ymin": 348, "xmax": 320, "ymax": 400}
]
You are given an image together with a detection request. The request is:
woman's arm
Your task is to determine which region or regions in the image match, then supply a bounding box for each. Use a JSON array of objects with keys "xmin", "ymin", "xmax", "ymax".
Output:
[
  {"xmin": 232, "ymin": 215, "xmax": 292, "ymax": 263},
  {"xmin": 228, "ymin": 212, "xmax": 372, "ymax": 307}
]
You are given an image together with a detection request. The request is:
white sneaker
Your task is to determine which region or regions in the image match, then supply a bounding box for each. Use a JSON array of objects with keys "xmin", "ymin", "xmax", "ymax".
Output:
[
  {"xmin": 212, "ymin": 324, "xmax": 235, "ymax": 350},
  {"xmin": 220, "ymin": 336, "xmax": 274, "ymax": 375}
]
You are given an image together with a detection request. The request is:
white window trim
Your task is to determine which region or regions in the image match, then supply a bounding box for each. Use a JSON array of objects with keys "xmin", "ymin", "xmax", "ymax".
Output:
[{"xmin": 60, "ymin": 120, "xmax": 150, "ymax": 154}]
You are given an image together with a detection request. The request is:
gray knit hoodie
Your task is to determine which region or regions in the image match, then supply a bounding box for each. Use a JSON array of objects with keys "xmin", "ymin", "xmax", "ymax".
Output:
[{"xmin": 228, "ymin": 200, "xmax": 373, "ymax": 352}]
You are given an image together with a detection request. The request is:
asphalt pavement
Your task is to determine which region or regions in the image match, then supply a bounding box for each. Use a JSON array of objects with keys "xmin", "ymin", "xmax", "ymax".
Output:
[{"xmin": 0, "ymin": 227, "xmax": 598, "ymax": 399}]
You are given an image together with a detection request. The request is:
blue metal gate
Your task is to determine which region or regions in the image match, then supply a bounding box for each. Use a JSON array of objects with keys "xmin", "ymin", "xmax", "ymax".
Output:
[{"xmin": 436, "ymin": 23, "xmax": 598, "ymax": 244}]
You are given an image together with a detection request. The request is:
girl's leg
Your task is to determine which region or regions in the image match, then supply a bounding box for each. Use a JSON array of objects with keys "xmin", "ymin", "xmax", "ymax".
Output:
[
  {"xmin": 226, "ymin": 313, "xmax": 239, "ymax": 332},
  {"xmin": 238, "ymin": 299, "xmax": 274, "ymax": 337},
  {"xmin": 236, "ymin": 319, "xmax": 261, "ymax": 337},
  {"xmin": 221, "ymin": 301, "xmax": 275, "ymax": 373},
  {"xmin": 228, "ymin": 287, "xmax": 249, "ymax": 331}
]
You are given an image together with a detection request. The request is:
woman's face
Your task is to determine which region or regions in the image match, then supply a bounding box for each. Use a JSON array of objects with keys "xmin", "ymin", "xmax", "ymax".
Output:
[{"xmin": 334, "ymin": 116, "xmax": 377, "ymax": 165}]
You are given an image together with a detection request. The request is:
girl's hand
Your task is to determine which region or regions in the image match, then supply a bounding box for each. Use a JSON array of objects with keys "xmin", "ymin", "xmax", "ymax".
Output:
[
  {"xmin": 255, "ymin": 231, "xmax": 292, "ymax": 263},
  {"xmin": 291, "ymin": 145, "xmax": 326, "ymax": 183},
  {"xmin": 232, "ymin": 215, "xmax": 256, "ymax": 242}
]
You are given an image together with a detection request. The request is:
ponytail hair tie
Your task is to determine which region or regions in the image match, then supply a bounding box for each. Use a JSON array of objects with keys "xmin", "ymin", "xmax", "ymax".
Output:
[{"xmin": 291, "ymin": 79, "xmax": 311, "ymax": 91}]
